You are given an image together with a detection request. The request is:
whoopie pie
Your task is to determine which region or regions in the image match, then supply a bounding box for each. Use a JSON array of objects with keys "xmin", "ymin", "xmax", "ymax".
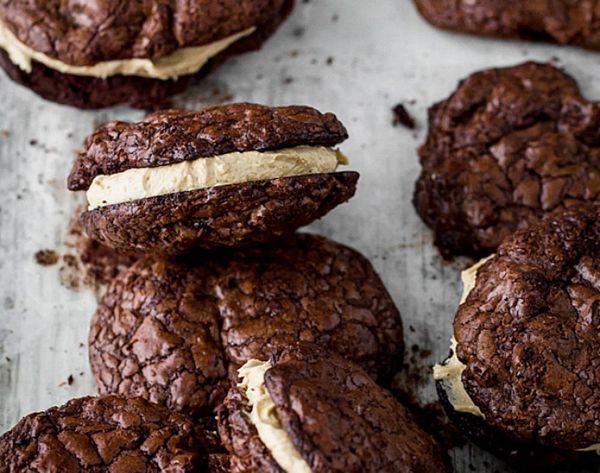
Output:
[
  {"xmin": 414, "ymin": 0, "xmax": 600, "ymax": 52},
  {"xmin": 434, "ymin": 207, "xmax": 600, "ymax": 468},
  {"xmin": 218, "ymin": 342, "xmax": 448, "ymax": 473},
  {"xmin": 414, "ymin": 62, "xmax": 600, "ymax": 257},
  {"xmin": 0, "ymin": 0, "xmax": 293, "ymax": 108},
  {"xmin": 0, "ymin": 395, "xmax": 219, "ymax": 472},
  {"xmin": 88, "ymin": 233, "xmax": 403, "ymax": 416},
  {"xmin": 67, "ymin": 103, "xmax": 358, "ymax": 255}
]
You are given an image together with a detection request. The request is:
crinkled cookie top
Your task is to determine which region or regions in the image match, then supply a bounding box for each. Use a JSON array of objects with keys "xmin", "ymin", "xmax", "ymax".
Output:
[
  {"xmin": 0, "ymin": 0, "xmax": 286, "ymax": 64},
  {"xmin": 455, "ymin": 207, "xmax": 600, "ymax": 450}
]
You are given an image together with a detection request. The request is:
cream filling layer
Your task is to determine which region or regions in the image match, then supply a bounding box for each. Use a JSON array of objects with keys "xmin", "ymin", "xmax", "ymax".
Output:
[
  {"xmin": 433, "ymin": 255, "xmax": 600, "ymax": 452},
  {"xmin": 432, "ymin": 256, "xmax": 492, "ymax": 418},
  {"xmin": 238, "ymin": 360, "xmax": 313, "ymax": 473},
  {"xmin": 0, "ymin": 19, "xmax": 254, "ymax": 80},
  {"xmin": 86, "ymin": 146, "xmax": 347, "ymax": 210}
]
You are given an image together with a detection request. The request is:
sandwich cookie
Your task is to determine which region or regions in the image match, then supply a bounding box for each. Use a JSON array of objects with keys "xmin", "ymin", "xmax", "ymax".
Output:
[
  {"xmin": 68, "ymin": 103, "xmax": 358, "ymax": 255},
  {"xmin": 0, "ymin": 0, "xmax": 293, "ymax": 108},
  {"xmin": 218, "ymin": 342, "xmax": 448, "ymax": 473},
  {"xmin": 434, "ymin": 207, "xmax": 600, "ymax": 468},
  {"xmin": 88, "ymin": 234, "xmax": 404, "ymax": 416},
  {"xmin": 0, "ymin": 395, "xmax": 217, "ymax": 472},
  {"xmin": 414, "ymin": 62, "xmax": 600, "ymax": 257}
]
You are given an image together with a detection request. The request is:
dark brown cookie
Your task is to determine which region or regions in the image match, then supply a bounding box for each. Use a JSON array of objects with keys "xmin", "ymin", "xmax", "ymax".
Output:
[
  {"xmin": 81, "ymin": 172, "xmax": 358, "ymax": 255},
  {"xmin": 445, "ymin": 207, "xmax": 600, "ymax": 463},
  {"xmin": 217, "ymin": 342, "xmax": 448, "ymax": 473},
  {"xmin": 414, "ymin": 62, "xmax": 600, "ymax": 257},
  {"xmin": 0, "ymin": 395, "xmax": 205, "ymax": 472},
  {"xmin": 88, "ymin": 234, "xmax": 404, "ymax": 416},
  {"xmin": 414, "ymin": 0, "xmax": 600, "ymax": 51},
  {"xmin": 0, "ymin": 0, "xmax": 292, "ymax": 108},
  {"xmin": 69, "ymin": 103, "xmax": 358, "ymax": 254}
]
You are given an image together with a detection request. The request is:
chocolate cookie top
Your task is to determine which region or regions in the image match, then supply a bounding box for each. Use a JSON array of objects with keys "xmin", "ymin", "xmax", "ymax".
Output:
[
  {"xmin": 89, "ymin": 256, "xmax": 230, "ymax": 417},
  {"xmin": 455, "ymin": 207, "xmax": 600, "ymax": 450},
  {"xmin": 89, "ymin": 234, "xmax": 403, "ymax": 415},
  {"xmin": 414, "ymin": 0, "xmax": 600, "ymax": 51},
  {"xmin": 219, "ymin": 343, "xmax": 448, "ymax": 473},
  {"xmin": 414, "ymin": 62, "xmax": 600, "ymax": 256},
  {"xmin": 0, "ymin": 395, "xmax": 203, "ymax": 472},
  {"xmin": 0, "ymin": 0, "xmax": 286, "ymax": 65},
  {"xmin": 67, "ymin": 103, "xmax": 348, "ymax": 191}
]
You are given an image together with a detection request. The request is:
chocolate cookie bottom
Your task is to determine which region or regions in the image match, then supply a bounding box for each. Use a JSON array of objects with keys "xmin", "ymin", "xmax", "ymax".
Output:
[
  {"xmin": 436, "ymin": 379, "xmax": 600, "ymax": 471},
  {"xmin": 81, "ymin": 171, "xmax": 359, "ymax": 254}
]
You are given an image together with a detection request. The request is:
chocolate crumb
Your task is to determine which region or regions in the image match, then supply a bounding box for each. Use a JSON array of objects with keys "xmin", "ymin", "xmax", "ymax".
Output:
[
  {"xmin": 326, "ymin": 56, "xmax": 334, "ymax": 65},
  {"xmin": 292, "ymin": 26, "xmax": 305, "ymax": 37},
  {"xmin": 60, "ymin": 206, "xmax": 138, "ymax": 293},
  {"xmin": 67, "ymin": 375, "xmax": 74, "ymax": 385},
  {"xmin": 392, "ymin": 103, "xmax": 416, "ymax": 129},
  {"xmin": 34, "ymin": 250, "xmax": 59, "ymax": 266}
]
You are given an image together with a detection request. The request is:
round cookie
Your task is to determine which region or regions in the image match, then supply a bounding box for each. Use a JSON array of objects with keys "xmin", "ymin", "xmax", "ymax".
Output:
[
  {"xmin": 414, "ymin": 0, "xmax": 600, "ymax": 52},
  {"xmin": 0, "ymin": 395, "xmax": 208, "ymax": 472},
  {"xmin": 414, "ymin": 62, "xmax": 600, "ymax": 257},
  {"xmin": 0, "ymin": 0, "xmax": 293, "ymax": 109},
  {"xmin": 217, "ymin": 342, "xmax": 448, "ymax": 473},
  {"xmin": 434, "ymin": 207, "xmax": 600, "ymax": 468},
  {"xmin": 89, "ymin": 233, "xmax": 404, "ymax": 416},
  {"xmin": 68, "ymin": 103, "xmax": 359, "ymax": 255}
]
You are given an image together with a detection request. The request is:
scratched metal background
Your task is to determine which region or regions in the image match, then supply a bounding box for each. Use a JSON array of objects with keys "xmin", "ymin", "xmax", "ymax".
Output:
[{"xmin": 1, "ymin": 2, "xmax": 599, "ymax": 472}]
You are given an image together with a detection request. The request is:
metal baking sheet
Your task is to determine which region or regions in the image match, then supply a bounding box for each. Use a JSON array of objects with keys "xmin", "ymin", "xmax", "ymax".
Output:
[{"xmin": 1, "ymin": 2, "xmax": 599, "ymax": 472}]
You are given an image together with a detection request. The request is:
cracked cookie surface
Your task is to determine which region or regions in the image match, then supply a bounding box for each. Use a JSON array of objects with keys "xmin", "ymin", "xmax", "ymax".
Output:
[
  {"xmin": 218, "ymin": 343, "xmax": 447, "ymax": 473},
  {"xmin": 414, "ymin": 0, "xmax": 600, "ymax": 51},
  {"xmin": 89, "ymin": 234, "xmax": 404, "ymax": 416},
  {"xmin": 0, "ymin": 0, "xmax": 287, "ymax": 65},
  {"xmin": 68, "ymin": 104, "xmax": 348, "ymax": 190},
  {"xmin": 455, "ymin": 207, "xmax": 600, "ymax": 450},
  {"xmin": 0, "ymin": 395, "xmax": 204, "ymax": 472},
  {"xmin": 0, "ymin": 1, "xmax": 293, "ymax": 108},
  {"xmin": 414, "ymin": 62, "xmax": 600, "ymax": 256}
]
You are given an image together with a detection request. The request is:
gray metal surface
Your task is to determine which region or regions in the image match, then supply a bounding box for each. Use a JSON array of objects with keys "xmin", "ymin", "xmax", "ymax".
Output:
[{"xmin": 1, "ymin": 2, "xmax": 599, "ymax": 472}]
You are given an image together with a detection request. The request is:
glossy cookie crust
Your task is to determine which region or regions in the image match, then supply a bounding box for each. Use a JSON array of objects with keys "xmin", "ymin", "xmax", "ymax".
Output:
[{"xmin": 414, "ymin": 62, "xmax": 600, "ymax": 256}]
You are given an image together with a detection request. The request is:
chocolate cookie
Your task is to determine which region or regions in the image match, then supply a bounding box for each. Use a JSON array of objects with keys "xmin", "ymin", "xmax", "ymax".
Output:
[
  {"xmin": 68, "ymin": 103, "xmax": 359, "ymax": 255},
  {"xmin": 434, "ymin": 207, "xmax": 600, "ymax": 468},
  {"xmin": 414, "ymin": 0, "xmax": 600, "ymax": 51},
  {"xmin": 414, "ymin": 62, "xmax": 600, "ymax": 257},
  {"xmin": 88, "ymin": 234, "xmax": 403, "ymax": 416},
  {"xmin": 0, "ymin": 0, "xmax": 293, "ymax": 108},
  {"xmin": 218, "ymin": 342, "xmax": 448, "ymax": 473},
  {"xmin": 0, "ymin": 395, "xmax": 208, "ymax": 472}
]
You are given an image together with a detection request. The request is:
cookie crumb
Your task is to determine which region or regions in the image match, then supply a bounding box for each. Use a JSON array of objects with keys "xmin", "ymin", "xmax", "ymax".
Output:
[
  {"xmin": 392, "ymin": 103, "xmax": 416, "ymax": 129},
  {"xmin": 34, "ymin": 249, "xmax": 59, "ymax": 266},
  {"xmin": 67, "ymin": 375, "xmax": 74, "ymax": 385}
]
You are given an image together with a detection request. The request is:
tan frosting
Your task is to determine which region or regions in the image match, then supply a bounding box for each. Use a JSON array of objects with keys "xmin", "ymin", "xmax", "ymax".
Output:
[
  {"xmin": 433, "ymin": 256, "xmax": 494, "ymax": 418},
  {"xmin": 238, "ymin": 359, "xmax": 313, "ymax": 473},
  {"xmin": 0, "ymin": 19, "xmax": 254, "ymax": 80},
  {"xmin": 86, "ymin": 146, "xmax": 347, "ymax": 210}
]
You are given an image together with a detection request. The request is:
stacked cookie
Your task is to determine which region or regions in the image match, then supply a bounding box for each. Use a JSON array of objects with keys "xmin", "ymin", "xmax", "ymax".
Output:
[
  {"xmin": 0, "ymin": 103, "xmax": 450, "ymax": 472},
  {"xmin": 413, "ymin": 61, "xmax": 600, "ymax": 469},
  {"xmin": 0, "ymin": 1, "xmax": 293, "ymax": 108}
]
